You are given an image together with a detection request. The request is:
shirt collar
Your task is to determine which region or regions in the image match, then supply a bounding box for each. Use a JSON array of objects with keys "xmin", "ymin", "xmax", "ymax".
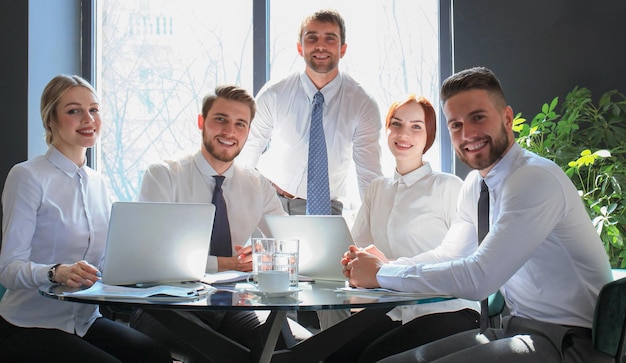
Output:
[
  {"xmin": 483, "ymin": 142, "xmax": 522, "ymax": 190},
  {"xmin": 299, "ymin": 71, "xmax": 342, "ymax": 106},
  {"xmin": 393, "ymin": 162, "xmax": 433, "ymax": 187},
  {"xmin": 193, "ymin": 150, "xmax": 235, "ymax": 178},
  {"xmin": 45, "ymin": 145, "xmax": 83, "ymax": 178}
]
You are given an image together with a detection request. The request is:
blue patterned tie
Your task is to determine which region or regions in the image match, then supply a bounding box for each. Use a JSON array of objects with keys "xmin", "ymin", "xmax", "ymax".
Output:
[
  {"xmin": 306, "ymin": 91, "xmax": 331, "ymax": 215},
  {"xmin": 210, "ymin": 175, "xmax": 232, "ymax": 257}
]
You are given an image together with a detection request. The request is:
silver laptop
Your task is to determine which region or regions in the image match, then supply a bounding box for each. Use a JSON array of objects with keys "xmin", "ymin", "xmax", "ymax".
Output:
[
  {"xmin": 101, "ymin": 202, "xmax": 215, "ymax": 286},
  {"xmin": 263, "ymin": 215, "xmax": 352, "ymax": 281}
]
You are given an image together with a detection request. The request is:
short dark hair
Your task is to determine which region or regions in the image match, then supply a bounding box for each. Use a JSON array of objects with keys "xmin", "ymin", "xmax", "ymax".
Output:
[
  {"xmin": 299, "ymin": 9, "xmax": 346, "ymax": 45},
  {"xmin": 201, "ymin": 85, "xmax": 256, "ymax": 120},
  {"xmin": 440, "ymin": 67, "xmax": 506, "ymax": 109}
]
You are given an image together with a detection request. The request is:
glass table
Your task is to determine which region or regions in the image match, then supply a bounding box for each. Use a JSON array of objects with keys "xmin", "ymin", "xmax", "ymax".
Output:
[{"xmin": 42, "ymin": 280, "xmax": 453, "ymax": 363}]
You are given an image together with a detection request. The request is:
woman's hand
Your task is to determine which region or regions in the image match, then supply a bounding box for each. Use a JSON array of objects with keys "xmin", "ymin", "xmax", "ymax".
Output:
[{"xmin": 55, "ymin": 260, "xmax": 101, "ymax": 288}]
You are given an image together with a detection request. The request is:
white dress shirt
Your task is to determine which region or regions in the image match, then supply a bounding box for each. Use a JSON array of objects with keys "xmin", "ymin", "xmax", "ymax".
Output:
[
  {"xmin": 238, "ymin": 71, "xmax": 383, "ymax": 200},
  {"xmin": 378, "ymin": 143, "xmax": 613, "ymax": 328},
  {"xmin": 138, "ymin": 151, "xmax": 286, "ymax": 273},
  {"xmin": 352, "ymin": 163, "xmax": 479, "ymax": 323},
  {"xmin": 0, "ymin": 146, "xmax": 111, "ymax": 336}
]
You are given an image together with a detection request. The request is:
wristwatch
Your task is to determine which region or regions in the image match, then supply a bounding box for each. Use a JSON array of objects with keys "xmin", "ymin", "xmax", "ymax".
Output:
[{"xmin": 48, "ymin": 264, "xmax": 61, "ymax": 283}]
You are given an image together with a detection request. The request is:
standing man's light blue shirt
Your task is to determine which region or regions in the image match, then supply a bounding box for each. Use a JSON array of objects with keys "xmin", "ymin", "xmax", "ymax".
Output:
[{"xmin": 238, "ymin": 71, "xmax": 383, "ymax": 201}]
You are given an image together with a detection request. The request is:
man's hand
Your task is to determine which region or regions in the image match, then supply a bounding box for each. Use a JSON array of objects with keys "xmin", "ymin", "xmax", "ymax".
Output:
[
  {"xmin": 361, "ymin": 244, "xmax": 389, "ymax": 263},
  {"xmin": 217, "ymin": 245, "xmax": 253, "ymax": 272},
  {"xmin": 341, "ymin": 245, "xmax": 385, "ymax": 288}
]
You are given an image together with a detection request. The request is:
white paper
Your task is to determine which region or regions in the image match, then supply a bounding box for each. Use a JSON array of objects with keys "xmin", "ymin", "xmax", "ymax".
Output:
[
  {"xmin": 336, "ymin": 287, "xmax": 452, "ymax": 298},
  {"xmin": 63, "ymin": 281, "xmax": 212, "ymax": 300},
  {"xmin": 202, "ymin": 271, "xmax": 251, "ymax": 284}
]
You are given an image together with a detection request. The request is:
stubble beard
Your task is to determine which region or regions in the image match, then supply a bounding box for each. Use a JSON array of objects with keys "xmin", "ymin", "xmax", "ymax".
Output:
[
  {"xmin": 203, "ymin": 131, "xmax": 241, "ymax": 163},
  {"xmin": 456, "ymin": 122, "xmax": 510, "ymax": 171},
  {"xmin": 306, "ymin": 54, "xmax": 338, "ymax": 74}
]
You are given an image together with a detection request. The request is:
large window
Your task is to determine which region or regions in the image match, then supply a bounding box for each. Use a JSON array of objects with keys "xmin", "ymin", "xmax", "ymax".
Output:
[
  {"xmin": 97, "ymin": 0, "xmax": 254, "ymax": 201},
  {"xmin": 96, "ymin": 0, "xmax": 440, "ymax": 217}
]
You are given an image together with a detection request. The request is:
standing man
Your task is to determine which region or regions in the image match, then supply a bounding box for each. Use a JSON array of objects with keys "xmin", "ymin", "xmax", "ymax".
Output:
[
  {"xmin": 130, "ymin": 85, "xmax": 310, "ymax": 362},
  {"xmin": 238, "ymin": 8, "xmax": 383, "ymax": 216},
  {"xmin": 343, "ymin": 67, "xmax": 613, "ymax": 362}
]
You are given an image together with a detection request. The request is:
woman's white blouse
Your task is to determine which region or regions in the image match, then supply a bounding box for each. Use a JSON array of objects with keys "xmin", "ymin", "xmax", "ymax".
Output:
[
  {"xmin": 351, "ymin": 162, "xmax": 480, "ymax": 323},
  {"xmin": 0, "ymin": 146, "xmax": 111, "ymax": 336}
]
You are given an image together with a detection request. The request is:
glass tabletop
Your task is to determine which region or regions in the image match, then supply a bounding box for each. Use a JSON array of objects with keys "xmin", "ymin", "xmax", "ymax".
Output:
[{"xmin": 41, "ymin": 280, "xmax": 453, "ymax": 311}]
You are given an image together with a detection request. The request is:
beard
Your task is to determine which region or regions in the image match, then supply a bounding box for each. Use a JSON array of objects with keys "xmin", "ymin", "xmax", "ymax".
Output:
[
  {"xmin": 456, "ymin": 122, "xmax": 511, "ymax": 171},
  {"xmin": 202, "ymin": 131, "xmax": 242, "ymax": 163},
  {"xmin": 304, "ymin": 53, "xmax": 338, "ymax": 74}
]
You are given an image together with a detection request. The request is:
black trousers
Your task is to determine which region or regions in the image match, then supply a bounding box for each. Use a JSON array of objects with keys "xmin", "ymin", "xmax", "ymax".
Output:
[
  {"xmin": 380, "ymin": 315, "xmax": 612, "ymax": 363},
  {"xmin": 325, "ymin": 308, "xmax": 480, "ymax": 363},
  {"xmin": 0, "ymin": 315, "xmax": 172, "ymax": 363},
  {"xmin": 130, "ymin": 307, "xmax": 298, "ymax": 363}
]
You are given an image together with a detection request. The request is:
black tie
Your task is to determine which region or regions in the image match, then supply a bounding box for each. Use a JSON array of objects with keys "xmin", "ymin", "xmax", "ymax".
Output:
[
  {"xmin": 210, "ymin": 175, "xmax": 232, "ymax": 257},
  {"xmin": 478, "ymin": 179, "xmax": 490, "ymax": 333}
]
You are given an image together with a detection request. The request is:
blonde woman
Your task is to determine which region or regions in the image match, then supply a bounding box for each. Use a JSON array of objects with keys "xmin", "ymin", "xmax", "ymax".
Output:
[{"xmin": 0, "ymin": 75, "xmax": 171, "ymax": 362}]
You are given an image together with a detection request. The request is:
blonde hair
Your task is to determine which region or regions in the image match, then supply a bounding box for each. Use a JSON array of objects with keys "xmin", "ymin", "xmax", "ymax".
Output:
[
  {"xmin": 385, "ymin": 95, "xmax": 437, "ymax": 153},
  {"xmin": 40, "ymin": 75, "xmax": 97, "ymax": 145}
]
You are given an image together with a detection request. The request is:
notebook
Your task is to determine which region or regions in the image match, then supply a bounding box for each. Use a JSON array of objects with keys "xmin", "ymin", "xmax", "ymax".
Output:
[
  {"xmin": 263, "ymin": 215, "xmax": 353, "ymax": 281},
  {"xmin": 101, "ymin": 202, "xmax": 215, "ymax": 286}
]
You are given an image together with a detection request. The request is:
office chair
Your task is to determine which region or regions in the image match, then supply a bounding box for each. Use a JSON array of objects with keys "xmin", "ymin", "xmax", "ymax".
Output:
[
  {"xmin": 593, "ymin": 275, "xmax": 626, "ymax": 362},
  {"xmin": 488, "ymin": 290, "xmax": 506, "ymax": 328}
]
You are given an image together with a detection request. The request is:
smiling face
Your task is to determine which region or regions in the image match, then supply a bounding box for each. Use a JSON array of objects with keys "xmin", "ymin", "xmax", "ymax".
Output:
[
  {"xmin": 387, "ymin": 102, "xmax": 428, "ymax": 174},
  {"xmin": 444, "ymin": 89, "xmax": 514, "ymax": 176},
  {"xmin": 297, "ymin": 19, "xmax": 347, "ymax": 81},
  {"xmin": 49, "ymin": 86, "xmax": 101, "ymax": 165},
  {"xmin": 198, "ymin": 97, "xmax": 251, "ymax": 174}
]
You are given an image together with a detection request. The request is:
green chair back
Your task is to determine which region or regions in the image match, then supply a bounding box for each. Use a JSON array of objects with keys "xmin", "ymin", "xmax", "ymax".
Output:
[
  {"xmin": 488, "ymin": 290, "xmax": 506, "ymax": 317},
  {"xmin": 592, "ymin": 276, "xmax": 626, "ymax": 362},
  {"xmin": 0, "ymin": 284, "xmax": 6, "ymax": 301}
]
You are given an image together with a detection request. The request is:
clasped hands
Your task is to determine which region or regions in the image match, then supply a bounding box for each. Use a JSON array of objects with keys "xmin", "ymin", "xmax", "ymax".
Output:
[
  {"xmin": 217, "ymin": 244, "xmax": 253, "ymax": 272},
  {"xmin": 341, "ymin": 244, "xmax": 388, "ymax": 288}
]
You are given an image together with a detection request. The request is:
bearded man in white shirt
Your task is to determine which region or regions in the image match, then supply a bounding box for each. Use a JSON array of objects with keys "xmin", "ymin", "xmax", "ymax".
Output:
[
  {"xmin": 130, "ymin": 85, "xmax": 310, "ymax": 362},
  {"xmin": 342, "ymin": 67, "xmax": 613, "ymax": 362}
]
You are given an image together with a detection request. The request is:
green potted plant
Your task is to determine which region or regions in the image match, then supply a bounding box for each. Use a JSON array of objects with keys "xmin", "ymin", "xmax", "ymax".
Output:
[{"xmin": 513, "ymin": 86, "xmax": 626, "ymax": 267}]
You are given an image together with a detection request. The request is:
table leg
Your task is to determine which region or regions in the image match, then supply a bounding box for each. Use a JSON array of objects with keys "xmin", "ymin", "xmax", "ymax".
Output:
[
  {"xmin": 250, "ymin": 310, "xmax": 288, "ymax": 363},
  {"xmin": 272, "ymin": 307, "xmax": 393, "ymax": 363},
  {"xmin": 147, "ymin": 309, "xmax": 293, "ymax": 363}
]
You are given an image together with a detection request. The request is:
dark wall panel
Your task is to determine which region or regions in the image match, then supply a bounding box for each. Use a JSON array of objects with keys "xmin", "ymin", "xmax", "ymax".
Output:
[
  {"xmin": 451, "ymin": 0, "xmax": 626, "ymax": 178},
  {"xmin": 0, "ymin": 1, "xmax": 29, "ymax": 246}
]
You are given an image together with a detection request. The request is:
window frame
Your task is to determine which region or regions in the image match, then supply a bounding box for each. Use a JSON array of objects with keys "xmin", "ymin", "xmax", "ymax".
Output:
[{"xmin": 81, "ymin": 0, "xmax": 455, "ymax": 174}]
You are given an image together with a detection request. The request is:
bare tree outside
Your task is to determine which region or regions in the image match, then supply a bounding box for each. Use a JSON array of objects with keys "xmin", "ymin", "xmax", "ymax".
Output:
[
  {"xmin": 98, "ymin": 0, "xmax": 253, "ymax": 201},
  {"xmin": 97, "ymin": 0, "xmax": 438, "ymax": 207}
]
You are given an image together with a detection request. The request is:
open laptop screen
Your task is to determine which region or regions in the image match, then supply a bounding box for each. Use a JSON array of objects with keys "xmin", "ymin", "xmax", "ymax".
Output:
[
  {"xmin": 101, "ymin": 202, "xmax": 215, "ymax": 286},
  {"xmin": 263, "ymin": 215, "xmax": 351, "ymax": 282}
]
